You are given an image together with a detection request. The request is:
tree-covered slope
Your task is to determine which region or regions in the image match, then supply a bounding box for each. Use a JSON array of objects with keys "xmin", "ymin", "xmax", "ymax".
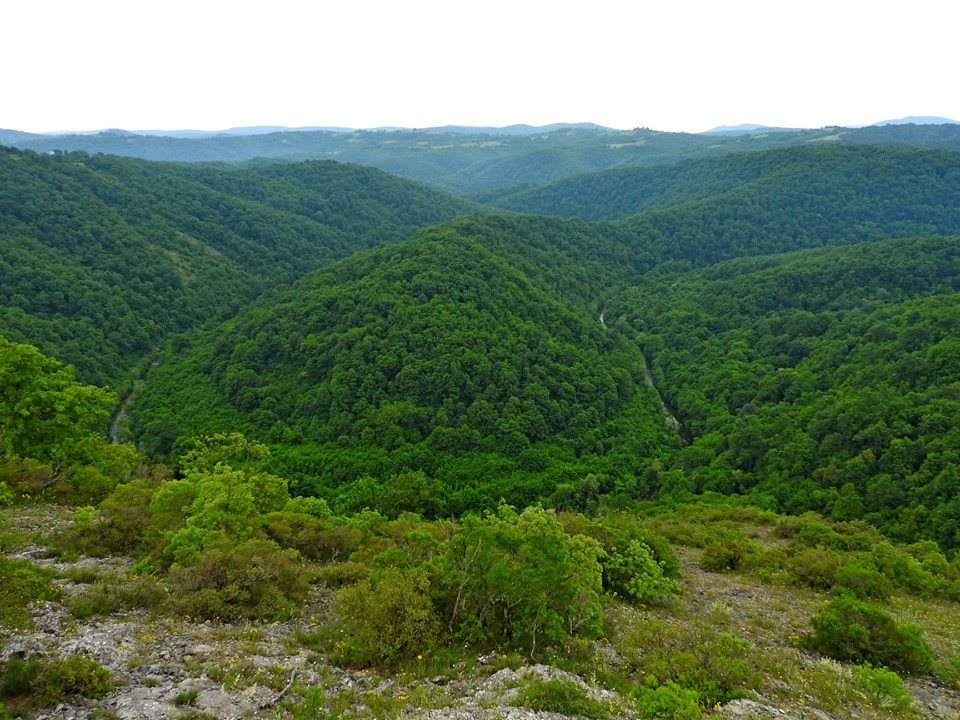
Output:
[
  {"xmin": 131, "ymin": 224, "xmax": 679, "ymax": 512},
  {"xmin": 11, "ymin": 123, "xmax": 960, "ymax": 194},
  {"xmin": 0, "ymin": 148, "xmax": 473, "ymax": 387},
  {"xmin": 608, "ymin": 235, "xmax": 960, "ymax": 547},
  {"xmin": 485, "ymin": 145, "xmax": 960, "ymax": 235}
]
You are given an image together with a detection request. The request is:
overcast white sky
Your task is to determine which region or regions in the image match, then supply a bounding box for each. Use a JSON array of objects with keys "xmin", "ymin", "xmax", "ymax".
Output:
[{"xmin": 4, "ymin": 0, "xmax": 956, "ymax": 134}]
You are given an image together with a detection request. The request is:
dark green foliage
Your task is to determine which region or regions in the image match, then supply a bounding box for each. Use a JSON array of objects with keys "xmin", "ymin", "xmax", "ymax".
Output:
[
  {"xmin": 805, "ymin": 595, "xmax": 934, "ymax": 674},
  {"xmin": 133, "ymin": 221, "xmax": 675, "ymax": 507},
  {"xmin": 493, "ymin": 145, "xmax": 960, "ymax": 251},
  {"xmin": 615, "ymin": 234, "xmax": 960, "ymax": 547},
  {"xmin": 0, "ymin": 147, "xmax": 471, "ymax": 387}
]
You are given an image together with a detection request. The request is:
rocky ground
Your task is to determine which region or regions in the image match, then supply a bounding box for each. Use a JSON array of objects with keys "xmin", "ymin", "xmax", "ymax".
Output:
[{"xmin": 2, "ymin": 506, "xmax": 959, "ymax": 720}]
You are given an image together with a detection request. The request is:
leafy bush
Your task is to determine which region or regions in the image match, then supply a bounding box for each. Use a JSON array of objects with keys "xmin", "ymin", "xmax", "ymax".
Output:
[
  {"xmin": 833, "ymin": 561, "xmax": 892, "ymax": 599},
  {"xmin": 167, "ymin": 535, "xmax": 308, "ymax": 621},
  {"xmin": 790, "ymin": 546, "xmax": 840, "ymax": 590},
  {"xmin": 332, "ymin": 567, "xmax": 440, "ymax": 669},
  {"xmin": 617, "ymin": 615, "xmax": 755, "ymax": 707},
  {"xmin": 66, "ymin": 576, "xmax": 166, "ymax": 619},
  {"xmin": 512, "ymin": 677, "xmax": 608, "ymax": 719},
  {"xmin": 604, "ymin": 540, "xmax": 681, "ymax": 603},
  {"xmin": 698, "ymin": 534, "xmax": 750, "ymax": 572},
  {"xmin": 805, "ymin": 594, "xmax": 934, "ymax": 674},
  {"xmin": 632, "ymin": 680, "xmax": 701, "ymax": 720},
  {"xmin": 0, "ymin": 557, "xmax": 54, "ymax": 629},
  {"xmin": 0, "ymin": 654, "xmax": 112, "ymax": 709},
  {"xmin": 433, "ymin": 505, "xmax": 604, "ymax": 654},
  {"xmin": 0, "ymin": 658, "xmax": 42, "ymax": 700}
]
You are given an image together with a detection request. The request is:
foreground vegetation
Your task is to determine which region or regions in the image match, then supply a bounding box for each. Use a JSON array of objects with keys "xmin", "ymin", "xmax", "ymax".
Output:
[{"xmin": 2, "ymin": 342, "xmax": 959, "ymax": 718}]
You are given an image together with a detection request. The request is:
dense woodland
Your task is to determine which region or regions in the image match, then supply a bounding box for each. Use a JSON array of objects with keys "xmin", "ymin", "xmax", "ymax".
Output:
[{"xmin": 2, "ymin": 125, "xmax": 960, "ymax": 718}]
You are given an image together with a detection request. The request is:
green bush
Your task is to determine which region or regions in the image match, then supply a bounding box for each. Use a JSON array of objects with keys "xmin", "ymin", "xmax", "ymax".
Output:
[
  {"xmin": 805, "ymin": 594, "xmax": 934, "ymax": 674},
  {"xmin": 333, "ymin": 567, "xmax": 440, "ymax": 669},
  {"xmin": 604, "ymin": 540, "xmax": 681, "ymax": 604},
  {"xmin": 0, "ymin": 557, "xmax": 54, "ymax": 629},
  {"xmin": 632, "ymin": 680, "xmax": 701, "ymax": 720},
  {"xmin": 0, "ymin": 658, "xmax": 42, "ymax": 700},
  {"xmin": 618, "ymin": 616, "xmax": 755, "ymax": 707},
  {"xmin": 66, "ymin": 576, "xmax": 166, "ymax": 619},
  {"xmin": 512, "ymin": 677, "xmax": 608, "ymax": 719},
  {"xmin": 167, "ymin": 535, "xmax": 308, "ymax": 621},
  {"xmin": 698, "ymin": 535, "xmax": 750, "ymax": 572},
  {"xmin": 790, "ymin": 546, "xmax": 840, "ymax": 590},
  {"xmin": 833, "ymin": 561, "xmax": 892, "ymax": 599},
  {"xmin": 31, "ymin": 655, "xmax": 113, "ymax": 707}
]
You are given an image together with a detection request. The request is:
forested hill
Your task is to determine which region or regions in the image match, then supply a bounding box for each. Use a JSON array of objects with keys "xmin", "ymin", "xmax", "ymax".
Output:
[
  {"xmin": 0, "ymin": 148, "xmax": 474, "ymax": 387},
  {"xmin": 483, "ymin": 144, "xmax": 960, "ymax": 228},
  {"xmin": 130, "ymin": 222, "xmax": 679, "ymax": 513},
  {"xmin": 608, "ymin": 234, "xmax": 960, "ymax": 548},
  {"xmin": 7, "ymin": 122, "xmax": 960, "ymax": 194}
]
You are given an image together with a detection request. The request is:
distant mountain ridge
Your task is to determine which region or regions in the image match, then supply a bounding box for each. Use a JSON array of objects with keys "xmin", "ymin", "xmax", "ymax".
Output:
[{"xmin": 873, "ymin": 115, "xmax": 960, "ymax": 126}]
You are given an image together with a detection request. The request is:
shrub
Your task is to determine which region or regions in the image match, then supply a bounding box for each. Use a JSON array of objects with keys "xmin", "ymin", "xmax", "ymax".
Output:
[
  {"xmin": 512, "ymin": 677, "xmax": 608, "ymax": 719},
  {"xmin": 699, "ymin": 535, "xmax": 750, "ymax": 572},
  {"xmin": 167, "ymin": 536, "xmax": 308, "ymax": 621},
  {"xmin": 67, "ymin": 576, "xmax": 166, "ymax": 619},
  {"xmin": 790, "ymin": 546, "xmax": 840, "ymax": 590},
  {"xmin": 333, "ymin": 567, "xmax": 440, "ymax": 669},
  {"xmin": 32, "ymin": 654, "xmax": 112, "ymax": 707},
  {"xmin": 805, "ymin": 594, "xmax": 934, "ymax": 674},
  {"xmin": 0, "ymin": 658, "xmax": 42, "ymax": 700},
  {"xmin": 632, "ymin": 680, "xmax": 701, "ymax": 720},
  {"xmin": 833, "ymin": 562, "xmax": 892, "ymax": 599},
  {"xmin": 618, "ymin": 616, "xmax": 755, "ymax": 707},
  {"xmin": 0, "ymin": 557, "xmax": 54, "ymax": 629},
  {"xmin": 604, "ymin": 540, "xmax": 681, "ymax": 604}
]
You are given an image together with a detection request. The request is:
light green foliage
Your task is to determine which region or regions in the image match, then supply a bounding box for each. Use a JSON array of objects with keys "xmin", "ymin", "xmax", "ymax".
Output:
[
  {"xmin": 284, "ymin": 495, "xmax": 332, "ymax": 518},
  {"xmin": 0, "ymin": 336, "xmax": 114, "ymax": 463},
  {"xmin": 1, "ymin": 654, "xmax": 112, "ymax": 708},
  {"xmin": 632, "ymin": 681, "xmax": 701, "ymax": 720},
  {"xmin": 699, "ymin": 534, "xmax": 752, "ymax": 573},
  {"xmin": 856, "ymin": 666, "xmax": 916, "ymax": 715},
  {"xmin": 617, "ymin": 614, "xmax": 755, "ymax": 708},
  {"xmin": 158, "ymin": 434, "xmax": 291, "ymax": 563},
  {"xmin": 604, "ymin": 539, "xmax": 681, "ymax": 603},
  {"xmin": 291, "ymin": 687, "xmax": 340, "ymax": 720}
]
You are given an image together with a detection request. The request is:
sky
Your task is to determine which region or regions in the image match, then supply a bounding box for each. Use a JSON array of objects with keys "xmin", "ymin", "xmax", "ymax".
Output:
[{"xmin": 4, "ymin": 0, "xmax": 957, "ymax": 135}]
